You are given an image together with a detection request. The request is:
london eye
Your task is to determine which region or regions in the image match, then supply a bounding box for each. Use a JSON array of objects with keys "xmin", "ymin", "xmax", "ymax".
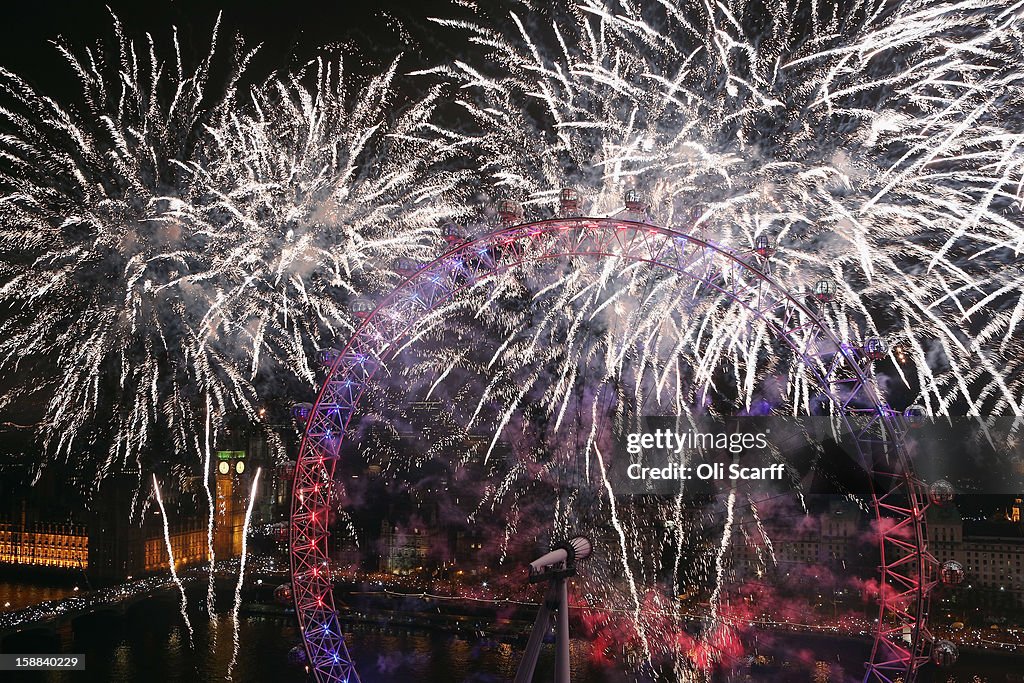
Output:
[{"xmin": 288, "ymin": 201, "xmax": 940, "ymax": 683}]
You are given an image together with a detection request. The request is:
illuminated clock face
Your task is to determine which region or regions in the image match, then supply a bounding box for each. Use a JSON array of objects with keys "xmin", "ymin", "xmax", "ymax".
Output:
[
  {"xmin": 235, "ymin": 460, "xmax": 245, "ymax": 474},
  {"xmin": 218, "ymin": 461, "xmax": 230, "ymax": 475}
]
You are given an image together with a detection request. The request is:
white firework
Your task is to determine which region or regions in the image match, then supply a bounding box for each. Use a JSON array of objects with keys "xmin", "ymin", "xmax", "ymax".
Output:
[
  {"xmin": 373, "ymin": 0, "xmax": 1024, "ymax": 675},
  {"xmin": 0, "ymin": 13, "xmax": 257, "ymax": 486},
  {"xmin": 182, "ymin": 53, "xmax": 474, "ymax": 389},
  {"xmin": 0, "ymin": 14, "xmax": 469, "ymax": 489},
  {"xmin": 417, "ymin": 0, "xmax": 1024, "ymax": 416}
]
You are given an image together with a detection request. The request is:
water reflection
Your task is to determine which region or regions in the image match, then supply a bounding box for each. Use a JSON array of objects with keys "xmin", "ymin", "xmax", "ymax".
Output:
[
  {"xmin": 0, "ymin": 579, "xmax": 80, "ymax": 611},
  {"xmin": 3, "ymin": 595, "xmax": 620, "ymax": 683},
  {"xmin": 1, "ymin": 583, "xmax": 1022, "ymax": 682}
]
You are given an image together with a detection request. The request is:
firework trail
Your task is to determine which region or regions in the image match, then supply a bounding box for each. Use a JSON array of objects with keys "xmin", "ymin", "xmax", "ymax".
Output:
[
  {"xmin": 227, "ymin": 467, "xmax": 261, "ymax": 680},
  {"xmin": 593, "ymin": 441, "xmax": 651, "ymax": 662},
  {"xmin": 152, "ymin": 474, "xmax": 194, "ymax": 645},
  {"xmin": 202, "ymin": 397, "xmax": 218, "ymax": 619},
  {"xmin": 708, "ymin": 487, "xmax": 736, "ymax": 625}
]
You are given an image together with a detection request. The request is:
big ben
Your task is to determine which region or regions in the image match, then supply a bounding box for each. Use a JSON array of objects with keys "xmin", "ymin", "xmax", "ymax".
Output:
[{"xmin": 214, "ymin": 450, "xmax": 248, "ymax": 559}]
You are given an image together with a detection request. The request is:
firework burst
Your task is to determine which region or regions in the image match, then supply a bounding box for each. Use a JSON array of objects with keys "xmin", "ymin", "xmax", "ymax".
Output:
[
  {"xmin": 0, "ymin": 12, "xmax": 257, "ymax": 486},
  {"xmin": 418, "ymin": 0, "xmax": 1024, "ymax": 416},
  {"xmin": 183, "ymin": 52, "xmax": 473, "ymax": 392},
  {"xmin": 0, "ymin": 13, "xmax": 469, "ymax": 489}
]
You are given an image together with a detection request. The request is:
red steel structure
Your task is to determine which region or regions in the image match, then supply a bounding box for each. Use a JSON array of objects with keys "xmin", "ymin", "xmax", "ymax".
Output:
[{"xmin": 289, "ymin": 216, "xmax": 937, "ymax": 683}]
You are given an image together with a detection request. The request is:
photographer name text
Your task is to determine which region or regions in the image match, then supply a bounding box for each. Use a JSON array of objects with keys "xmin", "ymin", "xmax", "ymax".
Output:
[{"xmin": 626, "ymin": 462, "xmax": 784, "ymax": 481}]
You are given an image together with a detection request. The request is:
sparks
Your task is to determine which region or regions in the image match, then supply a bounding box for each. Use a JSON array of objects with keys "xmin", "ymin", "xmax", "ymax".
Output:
[
  {"xmin": 152, "ymin": 474, "xmax": 194, "ymax": 645},
  {"xmin": 227, "ymin": 467, "xmax": 261, "ymax": 680}
]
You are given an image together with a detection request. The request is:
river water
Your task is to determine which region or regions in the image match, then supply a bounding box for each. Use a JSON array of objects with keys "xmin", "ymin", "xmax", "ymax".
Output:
[
  {"xmin": 1, "ymin": 580, "xmax": 619, "ymax": 683},
  {"xmin": 0, "ymin": 579, "xmax": 82, "ymax": 611},
  {"xmin": 1, "ymin": 579, "xmax": 1022, "ymax": 682},
  {"xmin": 4, "ymin": 610, "xmax": 618, "ymax": 682}
]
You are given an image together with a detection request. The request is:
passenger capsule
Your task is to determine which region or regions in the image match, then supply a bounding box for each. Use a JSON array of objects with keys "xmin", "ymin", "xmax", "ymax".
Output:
[
  {"xmin": 291, "ymin": 402, "xmax": 313, "ymax": 429},
  {"xmin": 392, "ymin": 257, "xmax": 419, "ymax": 276},
  {"xmin": 689, "ymin": 204, "xmax": 706, "ymax": 224},
  {"xmin": 812, "ymin": 279, "xmax": 836, "ymax": 303},
  {"xmin": 441, "ymin": 222, "xmax": 467, "ymax": 245},
  {"xmin": 496, "ymin": 199, "xmax": 522, "ymax": 224},
  {"xmin": 624, "ymin": 188, "xmax": 645, "ymax": 212},
  {"xmin": 287, "ymin": 644, "xmax": 308, "ymax": 667},
  {"xmin": 931, "ymin": 640, "xmax": 958, "ymax": 667},
  {"xmin": 903, "ymin": 405, "xmax": 927, "ymax": 428},
  {"xmin": 929, "ymin": 479, "xmax": 955, "ymax": 507},
  {"xmin": 274, "ymin": 583, "xmax": 294, "ymax": 605},
  {"xmin": 940, "ymin": 560, "xmax": 965, "ymax": 586},
  {"xmin": 559, "ymin": 188, "xmax": 580, "ymax": 216},
  {"xmin": 318, "ymin": 348, "xmax": 342, "ymax": 368},
  {"xmin": 350, "ymin": 297, "xmax": 375, "ymax": 319},
  {"xmin": 862, "ymin": 338, "xmax": 888, "ymax": 361}
]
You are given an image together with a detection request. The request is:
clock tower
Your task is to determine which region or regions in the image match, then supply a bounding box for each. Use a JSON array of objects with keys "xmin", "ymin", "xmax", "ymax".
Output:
[{"xmin": 214, "ymin": 450, "xmax": 247, "ymax": 559}]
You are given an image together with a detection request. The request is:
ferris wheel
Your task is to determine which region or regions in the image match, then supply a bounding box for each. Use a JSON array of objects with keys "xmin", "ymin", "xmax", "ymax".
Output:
[{"xmin": 286, "ymin": 196, "xmax": 949, "ymax": 683}]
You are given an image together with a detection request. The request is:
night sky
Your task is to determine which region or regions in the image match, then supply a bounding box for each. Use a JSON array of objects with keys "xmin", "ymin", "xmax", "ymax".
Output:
[{"xmin": 0, "ymin": 1, "xmax": 465, "ymax": 101}]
